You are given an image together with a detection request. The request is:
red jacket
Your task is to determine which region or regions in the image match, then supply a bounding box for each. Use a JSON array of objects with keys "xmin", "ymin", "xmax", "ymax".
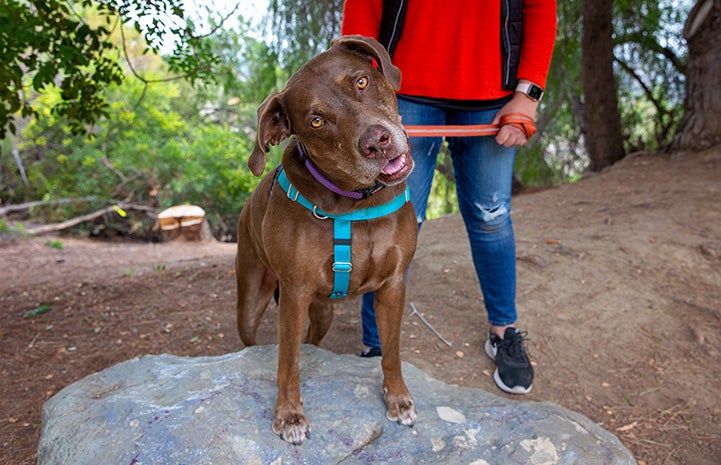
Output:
[{"xmin": 341, "ymin": 0, "xmax": 557, "ymax": 101}]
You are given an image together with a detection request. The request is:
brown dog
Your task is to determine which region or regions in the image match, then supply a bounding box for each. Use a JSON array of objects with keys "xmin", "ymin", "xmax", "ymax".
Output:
[{"xmin": 235, "ymin": 35, "xmax": 417, "ymax": 444}]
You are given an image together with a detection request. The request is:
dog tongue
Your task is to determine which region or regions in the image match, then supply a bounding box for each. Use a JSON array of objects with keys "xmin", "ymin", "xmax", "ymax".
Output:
[{"xmin": 382, "ymin": 155, "xmax": 406, "ymax": 175}]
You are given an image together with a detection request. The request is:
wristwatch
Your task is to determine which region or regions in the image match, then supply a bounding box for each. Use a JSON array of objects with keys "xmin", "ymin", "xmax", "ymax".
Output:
[{"xmin": 515, "ymin": 82, "xmax": 544, "ymax": 102}]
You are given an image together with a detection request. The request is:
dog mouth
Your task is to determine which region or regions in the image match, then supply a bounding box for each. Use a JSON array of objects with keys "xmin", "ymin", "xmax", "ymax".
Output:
[{"xmin": 377, "ymin": 150, "xmax": 413, "ymax": 185}]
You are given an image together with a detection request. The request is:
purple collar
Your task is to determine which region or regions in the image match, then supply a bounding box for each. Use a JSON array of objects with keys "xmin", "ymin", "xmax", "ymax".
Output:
[{"xmin": 297, "ymin": 141, "xmax": 384, "ymax": 200}]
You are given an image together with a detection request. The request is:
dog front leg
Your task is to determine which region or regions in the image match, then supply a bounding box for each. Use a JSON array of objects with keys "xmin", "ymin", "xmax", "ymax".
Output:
[
  {"xmin": 273, "ymin": 288, "xmax": 312, "ymax": 444},
  {"xmin": 375, "ymin": 284, "xmax": 416, "ymax": 427}
]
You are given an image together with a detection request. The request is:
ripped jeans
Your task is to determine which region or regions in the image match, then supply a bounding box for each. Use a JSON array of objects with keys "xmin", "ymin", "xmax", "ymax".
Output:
[{"xmin": 361, "ymin": 96, "xmax": 518, "ymax": 349}]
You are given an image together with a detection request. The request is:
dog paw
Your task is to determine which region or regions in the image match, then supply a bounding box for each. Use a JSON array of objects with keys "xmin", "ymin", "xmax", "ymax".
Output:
[
  {"xmin": 273, "ymin": 412, "xmax": 312, "ymax": 445},
  {"xmin": 384, "ymin": 395, "xmax": 416, "ymax": 427}
]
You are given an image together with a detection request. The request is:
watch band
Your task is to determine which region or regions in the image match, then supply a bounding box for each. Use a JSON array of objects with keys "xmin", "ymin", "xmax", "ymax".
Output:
[{"xmin": 515, "ymin": 82, "xmax": 544, "ymax": 102}]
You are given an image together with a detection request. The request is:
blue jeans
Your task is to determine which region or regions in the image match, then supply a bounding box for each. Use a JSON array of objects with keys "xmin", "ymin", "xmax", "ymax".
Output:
[{"xmin": 362, "ymin": 97, "xmax": 518, "ymax": 348}]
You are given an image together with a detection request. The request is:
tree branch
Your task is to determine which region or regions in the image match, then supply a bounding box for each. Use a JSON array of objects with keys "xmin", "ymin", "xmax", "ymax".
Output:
[
  {"xmin": 25, "ymin": 203, "xmax": 157, "ymax": 235},
  {"xmin": 616, "ymin": 31, "xmax": 686, "ymax": 75},
  {"xmin": 614, "ymin": 56, "xmax": 672, "ymax": 120},
  {"xmin": 12, "ymin": 144, "xmax": 30, "ymax": 188},
  {"xmin": 0, "ymin": 197, "xmax": 99, "ymax": 216}
]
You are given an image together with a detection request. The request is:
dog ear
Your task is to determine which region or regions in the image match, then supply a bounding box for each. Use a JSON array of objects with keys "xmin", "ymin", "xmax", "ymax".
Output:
[
  {"xmin": 248, "ymin": 92, "xmax": 290, "ymax": 176},
  {"xmin": 331, "ymin": 35, "xmax": 402, "ymax": 91}
]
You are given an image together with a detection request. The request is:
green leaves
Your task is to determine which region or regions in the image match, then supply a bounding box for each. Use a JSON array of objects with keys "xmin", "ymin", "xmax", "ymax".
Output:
[
  {"xmin": 24, "ymin": 304, "xmax": 52, "ymax": 319},
  {"xmin": 0, "ymin": 0, "xmax": 124, "ymax": 137},
  {"xmin": 268, "ymin": 0, "xmax": 344, "ymax": 74},
  {"xmin": 0, "ymin": 0, "xmax": 227, "ymax": 139},
  {"xmin": 9, "ymin": 73, "xmax": 260, "ymax": 240}
]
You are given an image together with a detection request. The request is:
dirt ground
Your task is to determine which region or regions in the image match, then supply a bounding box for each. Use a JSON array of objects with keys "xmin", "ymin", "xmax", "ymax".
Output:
[{"xmin": 1, "ymin": 147, "xmax": 720, "ymax": 465}]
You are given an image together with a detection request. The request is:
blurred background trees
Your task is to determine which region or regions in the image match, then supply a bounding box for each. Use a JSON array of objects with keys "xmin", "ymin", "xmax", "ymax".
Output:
[{"xmin": 1, "ymin": 0, "xmax": 715, "ymax": 240}]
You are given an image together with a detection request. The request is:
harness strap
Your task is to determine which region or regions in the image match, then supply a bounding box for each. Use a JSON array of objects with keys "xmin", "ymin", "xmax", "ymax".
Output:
[
  {"xmin": 404, "ymin": 113, "xmax": 536, "ymax": 139},
  {"xmin": 331, "ymin": 220, "xmax": 352, "ymax": 298},
  {"xmin": 276, "ymin": 168, "xmax": 410, "ymax": 299}
]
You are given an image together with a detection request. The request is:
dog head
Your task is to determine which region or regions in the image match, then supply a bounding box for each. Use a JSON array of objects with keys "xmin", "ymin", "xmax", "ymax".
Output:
[{"xmin": 248, "ymin": 35, "xmax": 412, "ymax": 190}]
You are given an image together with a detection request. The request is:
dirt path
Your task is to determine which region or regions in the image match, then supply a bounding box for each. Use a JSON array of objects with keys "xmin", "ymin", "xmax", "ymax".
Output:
[{"xmin": 1, "ymin": 148, "xmax": 720, "ymax": 465}]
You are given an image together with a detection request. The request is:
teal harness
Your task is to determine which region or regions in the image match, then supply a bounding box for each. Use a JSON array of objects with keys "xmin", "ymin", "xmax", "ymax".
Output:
[{"xmin": 276, "ymin": 168, "xmax": 410, "ymax": 299}]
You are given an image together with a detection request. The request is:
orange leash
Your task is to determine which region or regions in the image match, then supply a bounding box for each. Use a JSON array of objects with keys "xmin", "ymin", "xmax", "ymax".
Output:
[{"xmin": 404, "ymin": 113, "xmax": 536, "ymax": 139}]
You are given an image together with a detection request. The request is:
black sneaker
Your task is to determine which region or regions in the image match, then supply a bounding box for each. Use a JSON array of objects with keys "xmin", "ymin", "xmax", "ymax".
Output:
[
  {"xmin": 484, "ymin": 327, "xmax": 534, "ymax": 394},
  {"xmin": 360, "ymin": 347, "xmax": 382, "ymax": 358}
]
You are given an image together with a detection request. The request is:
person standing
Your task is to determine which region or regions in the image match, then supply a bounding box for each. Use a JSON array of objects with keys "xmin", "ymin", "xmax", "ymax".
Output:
[{"xmin": 341, "ymin": 0, "xmax": 557, "ymax": 394}]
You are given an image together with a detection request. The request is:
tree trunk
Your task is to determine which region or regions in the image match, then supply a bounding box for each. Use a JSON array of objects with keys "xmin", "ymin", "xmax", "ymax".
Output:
[
  {"xmin": 581, "ymin": 0, "xmax": 626, "ymax": 171},
  {"xmin": 670, "ymin": 0, "xmax": 721, "ymax": 152}
]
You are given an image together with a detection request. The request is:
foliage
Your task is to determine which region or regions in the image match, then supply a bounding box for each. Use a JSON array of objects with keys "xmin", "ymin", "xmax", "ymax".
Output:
[
  {"xmin": 0, "ymin": 0, "xmax": 121, "ymax": 136},
  {"xmin": 0, "ymin": 3, "xmax": 283, "ymax": 240},
  {"xmin": 426, "ymin": 147, "xmax": 459, "ymax": 219},
  {"xmin": 23, "ymin": 303, "xmax": 52, "ymax": 319},
  {"xmin": 163, "ymin": 123, "xmax": 261, "ymax": 239},
  {"xmin": 208, "ymin": 16, "xmax": 285, "ymax": 105},
  {"xmin": 613, "ymin": 0, "xmax": 691, "ymax": 151},
  {"xmin": 0, "ymin": 0, "xmax": 223, "ymax": 139},
  {"xmin": 188, "ymin": 15, "xmax": 287, "ymax": 127},
  {"xmin": 267, "ymin": 0, "xmax": 344, "ymax": 73},
  {"xmin": 7, "ymin": 76, "xmax": 260, "ymax": 240},
  {"xmin": 519, "ymin": 0, "xmax": 587, "ymax": 183},
  {"xmin": 44, "ymin": 240, "xmax": 64, "ymax": 249}
]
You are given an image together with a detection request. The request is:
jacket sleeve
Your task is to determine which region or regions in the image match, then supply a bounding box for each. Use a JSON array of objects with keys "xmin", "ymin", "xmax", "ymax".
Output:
[
  {"xmin": 341, "ymin": 0, "xmax": 384, "ymax": 39},
  {"xmin": 519, "ymin": 0, "xmax": 557, "ymax": 88}
]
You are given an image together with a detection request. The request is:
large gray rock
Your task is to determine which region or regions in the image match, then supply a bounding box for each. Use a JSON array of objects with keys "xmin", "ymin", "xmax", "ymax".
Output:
[{"xmin": 38, "ymin": 345, "xmax": 636, "ymax": 465}]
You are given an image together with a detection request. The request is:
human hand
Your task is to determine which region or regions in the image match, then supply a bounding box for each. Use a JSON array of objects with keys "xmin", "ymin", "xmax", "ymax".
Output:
[{"xmin": 493, "ymin": 92, "xmax": 540, "ymax": 147}]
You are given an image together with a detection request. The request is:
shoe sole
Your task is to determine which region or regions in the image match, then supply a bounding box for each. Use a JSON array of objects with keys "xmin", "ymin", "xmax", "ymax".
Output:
[
  {"xmin": 484, "ymin": 339, "xmax": 533, "ymax": 395},
  {"xmin": 484, "ymin": 338, "xmax": 496, "ymax": 360}
]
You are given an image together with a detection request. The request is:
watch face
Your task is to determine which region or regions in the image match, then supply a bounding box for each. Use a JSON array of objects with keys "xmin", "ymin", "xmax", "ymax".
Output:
[{"xmin": 528, "ymin": 85, "xmax": 543, "ymax": 100}]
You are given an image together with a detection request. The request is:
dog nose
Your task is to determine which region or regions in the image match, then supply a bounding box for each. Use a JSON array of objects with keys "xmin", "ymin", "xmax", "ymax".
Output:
[{"xmin": 358, "ymin": 125, "xmax": 393, "ymax": 159}]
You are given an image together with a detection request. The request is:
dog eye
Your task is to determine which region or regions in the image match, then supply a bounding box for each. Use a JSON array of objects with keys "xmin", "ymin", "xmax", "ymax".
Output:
[
  {"xmin": 356, "ymin": 76, "xmax": 369, "ymax": 90},
  {"xmin": 310, "ymin": 116, "xmax": 324, "ymax": 128}
]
